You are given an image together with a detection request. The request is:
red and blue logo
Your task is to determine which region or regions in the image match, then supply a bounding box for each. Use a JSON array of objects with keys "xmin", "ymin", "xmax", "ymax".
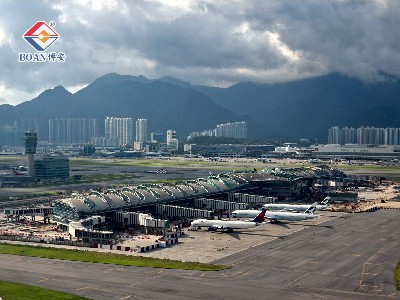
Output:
[{"xmin": 22, "ymin": 21, "xmax": 59, "ymax": 52}]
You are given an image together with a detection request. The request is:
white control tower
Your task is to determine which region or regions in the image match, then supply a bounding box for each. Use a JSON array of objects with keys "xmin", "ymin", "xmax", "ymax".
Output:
[{"xmin": 24, "ymin": 130, "xmax": 38, "ymax": 177}]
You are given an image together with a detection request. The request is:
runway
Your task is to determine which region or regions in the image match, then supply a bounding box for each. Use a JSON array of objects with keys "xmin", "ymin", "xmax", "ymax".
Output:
[{"xmin": 0, "ymin": 210, "xmax": 399, "ymax": 299}]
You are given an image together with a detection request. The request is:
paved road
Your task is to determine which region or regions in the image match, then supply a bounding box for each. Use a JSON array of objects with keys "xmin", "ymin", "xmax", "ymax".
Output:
[{"xmin": 0, "ymin": 210, "xmax": 399, "ymax": 299}]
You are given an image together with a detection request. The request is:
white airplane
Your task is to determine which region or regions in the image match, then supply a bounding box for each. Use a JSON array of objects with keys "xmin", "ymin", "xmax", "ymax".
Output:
[
  {"xmin": 232, "ymin": 203, "xmax": 319, "ymax": 223},
  {"xmin": 190, "ymin": 209, "xmax": 266, "ymax": 232},
  {"xmin": 262, "ymin": 197, "xmax": 331, "ymax": 212}
]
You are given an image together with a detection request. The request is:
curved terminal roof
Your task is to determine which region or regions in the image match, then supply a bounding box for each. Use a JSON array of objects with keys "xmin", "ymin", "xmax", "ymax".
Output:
[
  {"xmin": 53, "ymin": 171, "xmax": 274, "ymax": 221},
  {"xmin": 120, "ymin": 188, "xmax": 143, "ymax": 206},
  {"xmin": 103, "ymin": 192, "xmax": 127, "ymax": 208},
  {"xmin": 186, "ymin": 181, "xmax": 209, "ymax": 194},
  {"xmin": 174, "ymin": 183, "xmax": 196, "ymax": 196},
  {"xmin": 207, "ymin": 178, "xmax": 229, "ymax": 191}
]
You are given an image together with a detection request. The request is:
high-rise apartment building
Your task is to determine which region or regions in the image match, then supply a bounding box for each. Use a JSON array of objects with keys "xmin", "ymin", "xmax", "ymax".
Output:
[
  {"xmin": 105, "ymin": 117, "xmax": 133, "ymax": 146},
  {"xmin": 215, "ymin": 121, "xmax": 247, "ymax": 139},
  {"xmin": 187, "ymin": 121, "xmax": 248, "ymax": 141},
  {"xmin": 14, "ymin": 119, "xmax": 40, "ymax": 136},
  {"xmin": 167, "ymin": 129, "xmax": 178, "ymax": 150},
  {"xmin": 49, "ymin": 118, "xmax": 97, "ymax": 144},
  {"xmin": 328, "ymin": 126, "xmax": 356, "ymax": 144},
  {"xmin": 135, "ymin": 119, "xmax": 147, "ymax": 143},
  {"xmin": 328, "ymin": 126, "xmax": 400, "ymax": 145}
]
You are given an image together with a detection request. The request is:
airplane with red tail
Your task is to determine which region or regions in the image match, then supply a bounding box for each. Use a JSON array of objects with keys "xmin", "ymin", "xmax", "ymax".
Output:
[{"xmin": 190, "ymin": 209, "xmax": 267, "ymax": 232}]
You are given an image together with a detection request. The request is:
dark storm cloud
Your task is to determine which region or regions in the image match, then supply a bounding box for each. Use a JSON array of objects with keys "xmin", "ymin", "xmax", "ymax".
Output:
[{"xmin": 0, "ymin": 0, "xmax": 399, "ymax": 104}]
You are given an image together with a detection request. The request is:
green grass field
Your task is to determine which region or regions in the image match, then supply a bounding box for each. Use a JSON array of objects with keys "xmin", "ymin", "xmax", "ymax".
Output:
[
  {"xmin": 0, "ymin": 281, "xmax": 88, "ymax": 300},
  {"xmin": 70, "ymin": 157, "xmax": 252, "ymax": 171},
  {"xmin": 395, "ymin": 262, "xmax": 400, "ymax": 290},
  {"xmin": 0, "ymin": 244, "xmax": 229, "ymax": 271}
]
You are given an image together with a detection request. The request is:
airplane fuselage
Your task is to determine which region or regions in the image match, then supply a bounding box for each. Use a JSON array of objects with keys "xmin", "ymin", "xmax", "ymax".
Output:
[
  {"xmin": 232, "ymin": 210, "xmax": 318, "ymax": 222},
  {"xmin": 263, "ymin": 203, "xmax": 327, "ymax": 212},
  {"xmin": 191, "ymin": 219, "xmax": 260, "ymax": 231}
]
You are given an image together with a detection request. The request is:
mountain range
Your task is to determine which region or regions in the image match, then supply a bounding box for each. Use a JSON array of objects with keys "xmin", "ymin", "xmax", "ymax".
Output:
[{"xmin": 1, "ymin": 72, "xmax": 400, "ymax": 143}]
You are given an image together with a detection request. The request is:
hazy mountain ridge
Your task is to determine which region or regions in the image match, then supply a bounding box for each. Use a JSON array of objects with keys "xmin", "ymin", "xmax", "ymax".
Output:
[
  {"xmin": 0, "ymin": 73, "xmax": 247, "ymax": 140},
  {"xmin": 1, "ymin": 72, "xmax": 400, "ymax": 143},
  {"xmin": 190, "ymin": 73, "xmax": 400, "ymax": 141}
]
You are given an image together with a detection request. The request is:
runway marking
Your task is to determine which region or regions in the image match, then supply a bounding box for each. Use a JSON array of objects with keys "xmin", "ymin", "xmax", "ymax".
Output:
[
  {"xmin": 282, "ymin": 272, "xmax": 311, "ymax": 289},
  {"xmin": 352, "ymin": 254, "xmax": 361, "ymax": 257},
  {"xmin": 38, "ymin": 277, "xmax": 49, "ymax": 282},
  {"xmin": 359, "ymin": 246, "xmax": 384, "ymax": 294},
  {"xmin": 117, "ymin": 267, "xmax": 125, "ymax": 272},
  {"xmin": 361, "ymin": 284, "xmax": 378, "ymax": 288},
  {"xmin": 76, "ymin": 285, "xmax": 91, "ymax": 291},
  {"xmin": 200, "ymin": 273, "xmax": 206, "ymax": 277},
  {"xmin": 221, "ymin": 273, "xmax": 229, "ymax": 278},
  {"xmin": 388, "ymin": 292, "xmax": 397, "ymax": 297},
  {"xmin": 120, "ymin": 295, "xmax": 132, "ymax": 300}
]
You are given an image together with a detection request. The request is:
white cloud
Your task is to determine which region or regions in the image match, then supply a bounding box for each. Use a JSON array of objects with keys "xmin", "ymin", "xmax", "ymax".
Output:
[
  {"xmin": 66, "ymin": 83, "xmax": 88, "ymax": 94},
  {"xmin": 0, "ymin": 83, "xmax": 42, "ymax": 105},
  {"xmin": 0, "ymin": 0, "xmax": 399, "ymax": 104}
]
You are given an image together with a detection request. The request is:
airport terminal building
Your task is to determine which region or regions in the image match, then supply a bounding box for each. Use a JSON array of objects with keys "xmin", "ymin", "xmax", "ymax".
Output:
[
  {"xmin": 53, "ymin": 166, "xmax": 345, "ymax": 226},
  {"xmin": 312, "ymin": 144, "xmax": 400, "ymax": 160},
  {"xmin": 53, "ymin": 172, "xmax": 249, "ymax": 223}
]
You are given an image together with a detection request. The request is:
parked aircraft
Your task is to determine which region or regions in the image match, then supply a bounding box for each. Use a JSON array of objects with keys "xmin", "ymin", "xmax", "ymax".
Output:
[
  {"xmin": 262, "ymin": 197, "xmax": 331, "ymax": 212},
  {"xmin": 190, "ymin": 209, "xmax": 266, "ymax": 232},
  {"xmin": 232, "ymin": 203, "xmax": 318, "ymax": 223}
]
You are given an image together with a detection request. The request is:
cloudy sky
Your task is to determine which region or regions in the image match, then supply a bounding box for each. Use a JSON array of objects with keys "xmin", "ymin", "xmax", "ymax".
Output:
[{"xmin": 0, "ymin": 0, "xmax": 399, "ymax": 105}]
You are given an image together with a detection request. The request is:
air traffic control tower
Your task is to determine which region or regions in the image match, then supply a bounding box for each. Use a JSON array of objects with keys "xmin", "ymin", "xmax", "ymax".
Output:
[{"xmin": 24, "ymin": 130, "xmax": 38, "ymax": 177}]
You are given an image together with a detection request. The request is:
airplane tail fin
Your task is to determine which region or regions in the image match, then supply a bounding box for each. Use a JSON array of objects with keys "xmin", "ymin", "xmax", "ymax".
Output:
[
  {"xmin": 252, "ymin": 208, "xmax": 266, "ymax": 223},
  {"xmin": 304, "ymin": 202, "xmax": 318, "ymax": 214},
  {"xmin": 320, "ymin": 196, "xmax": 331, "ymax": 205}
]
